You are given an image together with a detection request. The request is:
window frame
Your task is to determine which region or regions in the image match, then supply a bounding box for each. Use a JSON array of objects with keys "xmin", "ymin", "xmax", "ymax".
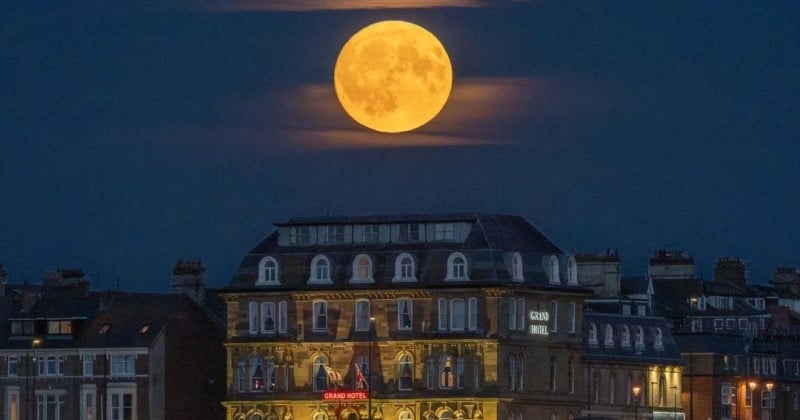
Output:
[
  {"xmin": 309, "ymin": 255, "xmax": 332, "ymax": 284},
  {"xmin": 313, "ymin": 300, "xmax": 328, "ymax": 333},
  {"xmin": 354, "ymin": 299, "xmax": 371, "ymax": 332},
  {"xmin": 350, "ymin": 254, "xmax": 374, "ymax": 283},
  {"xmin": 393, "ymin": 253, "xmax": 417, "ymax": 282},
  {"xmin": 398, "ymin": 298, "xmax": 413, "ymax": 331},
  {"xmin": 261, "ymin": 302, "xmax": 276, "ymax": 334},
  {"xmin": 256, "ymin": 256, "xmax": 279, "ymax": 285},
  {"xmin": 446, "ymin": 252, "xmax": 469, "ymax": 281}
]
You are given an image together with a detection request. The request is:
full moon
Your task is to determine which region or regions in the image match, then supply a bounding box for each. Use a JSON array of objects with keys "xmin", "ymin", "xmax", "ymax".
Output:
[{"xmin": 334, "ymin": 20, "xmax": 453, "ymax": 133}]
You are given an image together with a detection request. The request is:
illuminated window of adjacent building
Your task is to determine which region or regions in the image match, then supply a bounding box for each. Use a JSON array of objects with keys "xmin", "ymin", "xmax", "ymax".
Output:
[
  {"xmin": 351, "ymin": 254, "xmax": 373, "ymax": 283},
  {"xmin": 393, "ymin": 253, "xmax": 416, "ymax": 282},
  {"xmin": 398, "ymin": 298, "xmax": 413, "ymax": 331},
  {"xmin": 398, "ymin": 354, "xmax": 413, "ymax": 391},
  {"xmin": 355, "ymin": 299, "xmax": 370, "ymax": 332},
  {"xmin": 288, "ymin": 226, "xmax": 310, "ymax": 245},
  {"xmin": 256, "ymin": 256, "xmax": 279, "ymax": 285},
  {"xmin": 250, "ymin": 356, "xmax": 264, "ymax": 391},
  {"xmin": 439, "ymin": 354, "xmax": 455, "ymax": 389},
  {"xmin": 588, "ymin": 323, "xmax": 598, "ymax": 345},
  {"xmin": 248, "ymin": 302, "xmax": 258, "ymax": 334},
  {"xmin": 567, "ymin": 302, "xmax": 576, "ymax": 333},
  {"xmin": 438, "ymin": 298, "xmax": 447, "ymax": 331},
  {"xmin": 433, "ymin": 223, "xmax": 454, "ymax": 241},
  {"xmin": 511, "ymin": 252, "xmax": 524, "ymax": 281},
  {"xmin": 468, "ymin": 297, "xmax": 478, "ymax": 331},
  {"xmin": 550, "ymin": 301, "xmax": 558, "ymax": 332},
  {"xmin": 426, "ymin": 358, "xmax": 436, "ymax": 390},
  {"xmin": 548, "ymin": 255, "xmax": 560, "ymax": 284},
  {"xmin": 312, "ymin": 356, "xmax": 329, "ymax": 391},
  {"xmin": 278, "ymin": 301, "xmax": 288, "ymax": 334},
  {"xmin": 261, "ymin": 302, "xmax": 276, "ymax": 334},
  {"xmin": 446, "ymin": 252, "xmax": 468, "ymax": 281},
  {"xmin": 309, "ymin": 255, "xmax": 332, "ymax": 284},
  {"xmin": 568, "ymin": 358, "xmax": 575, "ymax": 394},
  {"xmin": 508, "ymin": 298, "xmax": 517, "ymax": 331},
  {"xmin": 450, "ymin": 299, "xmax": 465, "ymax": 331},
  {"xmin": 47, "ymin": 320, "xmax": 72, "ymax": 335},
  {"xmin": 549, "ymin": 356, "xmax": 556, "ymax": 392},
  {"xmin": 313, "ymin": 300, "xmax": 327, "ymax": 332}
]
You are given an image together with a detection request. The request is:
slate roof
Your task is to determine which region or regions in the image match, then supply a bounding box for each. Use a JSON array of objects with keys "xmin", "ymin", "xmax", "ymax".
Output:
[
  {"xmin": 583, "ymin": 312, "xmax": 684, "ymax": 365},
  {"xmin": 225, "ymin": 213, "xmax": 577, "ymax": 291}
]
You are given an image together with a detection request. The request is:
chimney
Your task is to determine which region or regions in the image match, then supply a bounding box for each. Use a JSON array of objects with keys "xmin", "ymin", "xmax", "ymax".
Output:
[
  {"xmin": 648, "ymin": 249, "xmax": 694, "ymax": 280},
  {"xmin": 771, "ymin": 267, "xmax": 800, "ymax": 288},
  {"xmin": 713, "ymin": 257, "xmax": 747, "ymax": 289},
  {"xmin": 575, "ymin": 251, "xmax": 621, "ymax": 297},
  {"xmin": 172, "ymin": 260, "xmax": 206, "ymax": 305}
]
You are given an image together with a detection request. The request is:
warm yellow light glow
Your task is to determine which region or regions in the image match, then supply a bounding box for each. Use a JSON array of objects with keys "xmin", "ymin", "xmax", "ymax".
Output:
[
  {"xmin": 632, "ymin": 386, "xmax": 641, "ymax": 397},
  {"xmin": 749, "ymin": 381, "xmax": 757, "ymax": 390},
  {"xmin": 334, "ymin": 20, "xmax": 453, "ymax": 133},
  {"xmin": 766, "ymin": 382, "xmax": 774, "ymax": 391}
]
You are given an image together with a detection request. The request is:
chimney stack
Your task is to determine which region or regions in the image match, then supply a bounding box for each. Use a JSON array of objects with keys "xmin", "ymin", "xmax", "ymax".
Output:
[
  {"xmin": 172, "ymin": 260, "xmax": 206, "ymax": 305},
  {"xmin": 713, "ymin": 257, "xmax": 747, "ymax": 289}
]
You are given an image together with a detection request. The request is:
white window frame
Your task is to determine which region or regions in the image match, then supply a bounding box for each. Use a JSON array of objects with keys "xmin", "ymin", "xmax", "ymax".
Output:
[
  {"xmin": 261, "ymin": 302, "xmax": 276, "ymax": 334},
  {"xmin": 393, "ymin": 253, "xmax": 417, "ymax": 282},
  {"xmin": 5, "ymin": 386, "xmax": 20, "ymax": 420},
  {"xmin": 398, "ymin": 223, "xmax": 421, "ymax": 242},
  {"xmin": 635, "ymin": 326, "xmax": 645, "ymax": 349},
  {"xmin": 312, "ymin": 300, "xmax": 328, "ymax": 332},
  {"xmin": 550, "ymin": 301, "xmax": 558, "ymax": 332},
  {"xmin": 38, "ymin": 355, "xmax": 65, "ymax": 377},
  {"xmin": 355, "ymin": 299, "xmax": 371, "ymax": 331},
  {"xmin": 450, "ymin": 299, "xmax": 466, "ymax": 331},
  {"xmin": 322, "ymin": 225, "xmax": 345, "ymax": 243},
  {"xmin": 508, "ymin": 298, "xmax": 517, "ymax": 331},
  {"xmin": 107, "ymin": 384, "xmax": 136, "ymax": 420},
  {"xmin": 511, "ymin": 252, "xmax": 524, "ymax": 281},
  {"xmin": 433, "ymin": 223, "xmax": 454, "ymax": 241},
  {"xmin": 654, "ymin": 328, "xmax": 664, "ymax": 350},
  {"xmin": 80, "ymin": 384, "xmax": 97, "ymax": 420},
  {"xmin": 567, "ymin": 256, "xmax": 578, "ymax": 285},
  {"xmin": 621, "ymin": 326, "xmax": 631, "ymax": 348},
  {"xmin": 548, "ymin": 255, "xmax": 560, "ymax": 284},
  {"xmin": 604, "ymin": 324, "xmax": 614, "ymax": 347},
  {"xmin": 398, "ymin": 354, "xmax": 414, "ymax": 391},
  {"xmin": 248, "ymin": 302, "xmax": 258, "ymax": 334},
  {"xmin": 83, "ymin": 354, "xmax": 93, "ymax": 377},
  {"xmin": 309, "ymin": 255, "xmax": 332, "ymax": 284},
  {"xmin": 288, "ymin": 226, "xmax": 310, "ymax": 245},
  {"xmin": 446, "ymin": 252, "xmax": 469, "ymax": 281},
  {"xmin": 468, "ymin": 297, "xmax": 478, "ymax": 331},
  {"xmin": 278, "ymin": 301, "xmax": 288, "ymax": 334},
  {"xmin": 256, "ymin": 256, "xmax": 279, "ymax": 285},
  {"xmin": 438, "ymin": 298, "xmax": 448, "ymax": 331},
  {"xmin": 36, "ymin": 390, "xmax": 66, "ymax": 420},
  {"xmin": 588, "ymin": 323, "xmax": 598, "ymax": 345},
  {"xmin": 398, "ymin": 298, "xmax": 413, "ymax": 331},
  {"xmin": 110, "ymin": 355, "xmax": 135, "ymax": 377},
  {"xmin": 350, "ymin": 254, "xmax": 374, "ymax": 283},
  {"xmin": 568, "ymin": 301, "xmax": 576, "ymax": 333}
]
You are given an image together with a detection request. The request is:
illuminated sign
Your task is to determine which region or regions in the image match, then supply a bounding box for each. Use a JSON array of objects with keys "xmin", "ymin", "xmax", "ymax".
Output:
[
  {"xmin": 529, "ymin": 310, "xmax": 549, "ymax": 336},
  {"xmin": 322, "ymin": 390, "xmax": 369, "ymax": 400}
]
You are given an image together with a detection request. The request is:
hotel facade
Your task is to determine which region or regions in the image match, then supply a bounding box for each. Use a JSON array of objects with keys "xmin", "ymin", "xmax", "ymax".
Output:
[{"xmin": 220, "ymin": 213, "xmax": 593, "ymax": 420}]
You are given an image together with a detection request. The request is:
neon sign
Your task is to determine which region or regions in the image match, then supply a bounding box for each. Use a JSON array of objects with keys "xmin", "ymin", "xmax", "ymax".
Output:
[{"xmin": 322, "ymin": 390, "xmax": 369, "ymax": 400}]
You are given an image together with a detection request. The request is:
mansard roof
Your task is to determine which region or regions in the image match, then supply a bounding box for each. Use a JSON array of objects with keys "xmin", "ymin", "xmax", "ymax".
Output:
[
  {"xmin": 224, "ymin": 213, "xmax": 578, "ymax": 291},
  {"xmin": 583, "ymin": 312, "xmax": 684, "ymax": 365}
]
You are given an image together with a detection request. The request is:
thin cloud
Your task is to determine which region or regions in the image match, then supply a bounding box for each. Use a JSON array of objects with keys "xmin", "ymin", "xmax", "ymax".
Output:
[{"xmin": 189, "ymin": 0, "xmax": 492, "ymax": 12}]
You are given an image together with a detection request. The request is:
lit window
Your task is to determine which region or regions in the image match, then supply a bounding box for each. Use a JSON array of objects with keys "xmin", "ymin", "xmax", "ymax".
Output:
[
  {"xmin": 393, "ymin": 253, "xmax": 416, "ymax": 282},
  {"xmin": 312, "ymin": 355, "xmax": 329, "ymax": 391},
  {"xmin": 446, "ymin": 252, "xmax": 468, "ymax": 281},
  {"xmin": 450, "ymin": 299, "xmax": 465, "ymax": 331},
  {"xmin": 398, "ymin": 354, "xmax": 413, "ymax": 391},
  {"xmin": 351, "ymin": 254, "xmax": 373, "ymax": 283},
  {"xmin": 138, "ymin": 324, "xmax": 150, "ymax": 334},
  {"xmin": 47, "ymin": 320, "xmax": 72, "ymax": 335},
  {"xmin": 439, "ymin": 354, "xmax": 455, "ymax": 389},
  {"xmin": 355, "ymin": 299, "xmax": 370, "ymax": 331},
  {"xmin": 257, "ymin": 257, "xmax": 279, "ymax": 285},
  {"xmin": 309, "ymin": 255, "xmax": 332, "ymax": 284},
  {"xmin": 398, "ymin": 298, "xmax": 413, "ymax": 331},
  {"xmin": 98, "ymin": 324, "xmax": 110, "ymax": 335},
  {"xmin": 250, "ymin": 356, "xmax": 264, "ymax": 391},
  {"xmin": 399, "ymin": 411, "xmax": 413, "ymax": 420},
  {"xmin": 261, "ymin": 302, "xmax": 276, "ymax": 334},
  {"xmin": 511, "ymin": 252, "xmax": 524, "ymax": 281},
  {"xmin": 313, "ymin": 301, "xmax": 327, "ymax": 332}
]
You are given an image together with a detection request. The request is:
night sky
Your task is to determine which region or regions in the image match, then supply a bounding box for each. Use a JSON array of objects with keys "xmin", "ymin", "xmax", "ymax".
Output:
[{"xmin": 2, "ymin": 1, "xmax": 798, "ymax": 291}]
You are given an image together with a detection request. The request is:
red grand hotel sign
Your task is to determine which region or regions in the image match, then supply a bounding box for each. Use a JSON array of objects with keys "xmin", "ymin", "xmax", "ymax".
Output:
[{"xmin": 322, "ymin": 390, "xmax": 369, "ymax": 400}]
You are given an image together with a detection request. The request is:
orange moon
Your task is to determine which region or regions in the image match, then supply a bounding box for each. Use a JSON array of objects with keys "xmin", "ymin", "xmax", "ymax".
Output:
[{"xmin": 334, "ymin": 20, "xmax": 453, "ymax": 133}]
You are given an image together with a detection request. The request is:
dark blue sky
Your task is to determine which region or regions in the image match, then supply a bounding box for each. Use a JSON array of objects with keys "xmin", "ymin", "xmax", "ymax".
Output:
[{"xmin": 2, "ymin": 1, "xmax": 798, "ymax": 291}]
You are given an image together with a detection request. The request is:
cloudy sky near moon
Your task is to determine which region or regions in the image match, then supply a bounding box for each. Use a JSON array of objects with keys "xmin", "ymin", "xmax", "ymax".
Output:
[{"xmin": 2, "ymin": 1, "xmax": 798, "ymax": 291}]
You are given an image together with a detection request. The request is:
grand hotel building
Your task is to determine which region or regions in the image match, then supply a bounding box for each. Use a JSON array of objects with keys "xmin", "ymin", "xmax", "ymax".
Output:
[{"xmin": 220, "ymin": 213, "xmax": 592, "ymax": 420}]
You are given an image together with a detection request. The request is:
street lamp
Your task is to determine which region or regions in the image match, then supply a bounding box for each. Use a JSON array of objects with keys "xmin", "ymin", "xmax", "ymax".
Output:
[
  {"xmin": 29, "ymin": 338, "xmax": 41, "ymax": 420},
  {"xmin": 633, "ymin": 386, "xmax": 641, "ymax": 420},
  {"xmin": 749, "ymin": 381, "xmax": 757, "ymax": 419},
  {"xmin": 368, "ymin": 316, "xmax": 375, "ymax": 420}
]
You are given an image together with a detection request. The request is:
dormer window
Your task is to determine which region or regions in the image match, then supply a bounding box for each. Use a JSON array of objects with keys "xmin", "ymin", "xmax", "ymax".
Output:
[
  {"xmin": 309, "ymin": 255, "xmax": 332, "ymax": 284},
  {"xmin": 433, "ymin": 223, "xmax": 455, "ymax": 241},
  {"xmin": 653, "ymin": 328, "xmax": 664, "ymax": 350},
  {"xmin": 350, "ymin": 254, "xmax": 374, "ymax": 283},
  {"xmin": 322, "ymin": 225, "xmax": 346, "ymax": 244},
  {"xmin": 446, "ymin": 252, "xmax": 469, "ymax": 281},
  {"xmin": 548, "ymin": 255, "xmax": 560, "ymax": 285},
  {"xmin": 621, "ymin": 325, "xmax": 631, "ymax": 347},
  {"xmin": 256, "ymin": 256, "xmax": 279, "ymax": 285},
  {"xmin": 634, "ymin": 326, "xmax": 645, "ymax": 349},
  {"xmin": 98, "ymin": 324, "xmax": 110, "ymax": 335},
  {"xmin": 288, "ymin": 226, "xmax": 311, "ymax": 245},
  {"xmin": 566, "ymin": 256, "xmax": 578, "ymax": 285},
  {"xmin": 393, "ymin": 253, "xmax": 417, "ymax": 282},
  {"xmin": 511, "ymin": 253, "xmax": 524, "ymax": 281},
  {"xmin": 604, "ymin": 324, "xmax": 614, "ymax": 347}
]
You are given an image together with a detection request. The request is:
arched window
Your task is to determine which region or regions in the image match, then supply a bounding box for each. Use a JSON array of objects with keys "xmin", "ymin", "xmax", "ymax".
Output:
[
  {"xmin": 450, "ymin": 299, "xmax": 466, "ymax": 331},
  {"xmin": 398, "ymin": 353, "xmax": 413, "ymax": 391},
  {"xmin": 635, "ymin": 326, "xmax": 645, "ymax": 349},
  {"xmin": 468, "ymin": 297, "xmax": 478, "ymax": 331},
  {"xmin": 393, "ymin": 253, "xmax": 416, "ymax": 282},
  {"xmin": 548, "ymin": 255, "xmax": 560, "ymax": 284},
  {"xmin": 566, "ymin": 256, "xmax": 578, "ymax": 285},
  {"xmin": 446, "ymin": 252, "xmax": 469, "ymax": 281},
  {"xmin": 588, "ymin": 323, "xmax": 598, "ymax": 345},
  {"xmin": 438, "ymin": 411, "xmax": 453, "ymax": 420},
  {"xmin": 309, "ymin": 255, "xmax": 332, "ymax": 284},
  {"xmin": 257, "ymin": 256, "xmax": 279, "ymax": 285},
  {"xmin": 397, "ymin": 298, "xmax": 412, "ymax": 331},
  {"xmin": 313, "ymin": 413, "xmax": 328, "ymax": 420},
  {"xmin": 621, "ymin": 325, "xmax": 631, "ymax": 347},
  {"xmin": 249, "ymin": 414, "xmax": 263, "ymax": 420},
  {"xmin": 278, "ymin": 301, "xmax": 288, "ymax": 334},
  {"xmin": 604, "ymin": 324, "xmax": 614, "ymax": 347},
  {"xmin": 654, "ymin": 328, "xmax": 664, "ymax": 350},
  {"xmin": 312, "ymin": 355, "xmax": 329, "ymax": 391},
  {"xmin": 250, "ymin": 356, "xmax": 264, "ymax": 391},
  {"xmin": 398, "ymin": 411, "xmax": 413, "ymax": 420},
  {"xmin": 658, "ymin": 373, "xmax": 667, "ymax": 406},
  {"xmin": 511, "ymin": 252, "xmax": 524, "ymax": 281},
  {"xmin": 439, "ymin": 354, "xmax": 455, "ymax": 389},
  {"xmin": 313, "ymin": 300, "xmax": 327, "ymax": 332},
  {"xmin": 351, "ymin": 254, "xmax": 373, "ymax": 283}
]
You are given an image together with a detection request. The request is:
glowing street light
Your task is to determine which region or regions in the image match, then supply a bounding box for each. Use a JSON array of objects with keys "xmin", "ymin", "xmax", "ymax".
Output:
[{"xmin": 632, "ymin": 385, "xmax": 641, "ymax": 420}]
